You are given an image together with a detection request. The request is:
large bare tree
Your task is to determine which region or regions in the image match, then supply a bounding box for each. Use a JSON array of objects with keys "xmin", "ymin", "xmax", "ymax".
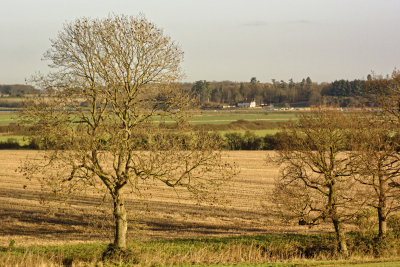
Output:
[
  {"xmin": 21, "ymin": 15, "xmax": 234, "ymax": 250},
  {"xmin": 273, "ymin": 109, "xmax": 359, "ymax": 257}
]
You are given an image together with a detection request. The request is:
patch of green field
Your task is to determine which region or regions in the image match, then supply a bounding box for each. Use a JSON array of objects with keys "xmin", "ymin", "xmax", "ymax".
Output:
[
  {"xmin": 0, "ymin": 112, "xmax": 16, "ymax": 125},
  {"xmin": 266, "ymin": 111, "xmax": 299, "ymax": 121},
  {"xmin": 0, "ymin": 111, "xmax": 298, "ymax": 127},
  {"xmin": 218, "ymin": 129, "xmax": 279, "ymax": 136},
  {"xmin": 189, "ymin": 261, "xmax": 400, "ymax": 267},
  {"xmin": 0, "ymin": 97, "xmax": 25, "ymax": 101},
  {"xmin": 0, "ymin": 107, "xmax": 19, "ymax": 111},
  {"xmin": 152, "ymin": 111, "xmax": 298, "ymax": 125},
  {"xmin": 186, "ymin": 111, "xmax": 297, "ymax": 125},
  {"xmin": 335, "ymin": 262, "xmax": 400, "ymax": 267},
  {"xmin": 189, "ymin": 263, "xmax": 306, "ymax": 267}
]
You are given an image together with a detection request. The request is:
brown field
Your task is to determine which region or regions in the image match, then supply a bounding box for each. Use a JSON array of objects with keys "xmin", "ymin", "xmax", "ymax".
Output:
[{"xmin": 0, "ymin": 150, "xmax": 332, "ymax": 247}]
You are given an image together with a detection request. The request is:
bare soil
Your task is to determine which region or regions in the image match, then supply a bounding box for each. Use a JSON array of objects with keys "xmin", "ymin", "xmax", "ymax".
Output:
[{"xmin": 0, "ymin": 150, "xmax": 331, "ymax": 247}]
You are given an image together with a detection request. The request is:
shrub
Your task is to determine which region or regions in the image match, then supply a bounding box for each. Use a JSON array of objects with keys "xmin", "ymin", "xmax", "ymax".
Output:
[
  {"xmin": 0, "ymin": 138, "xmax": 22, "ymax": 149},
  {"xmin": 354, "ymin": 208, "xmax": 378, "ymax": 238},
  {"xmin": 388, "ymin": 214, "xmax": 400, "ymax": 238},
  {"xmin": 224, "ymin": 132, "xmax": 244, "ymax": 150}
]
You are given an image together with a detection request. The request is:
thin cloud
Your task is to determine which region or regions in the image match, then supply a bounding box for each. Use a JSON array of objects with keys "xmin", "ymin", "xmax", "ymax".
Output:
[
  {"xmin": 242, "ymin": 19, "xmax": 314, "ymax": 27},
  {"xmin": 242, "ymin": 21, "xmax": 269, "ymax": 27},
  {"xmin": 286, "ymin": 19, "xmax": 314, "ymax": 24}
]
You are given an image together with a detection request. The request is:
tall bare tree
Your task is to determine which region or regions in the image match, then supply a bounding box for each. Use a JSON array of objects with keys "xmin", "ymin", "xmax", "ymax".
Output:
[
  {"xmin": 21, "ymin": 15, "xmax": 234, "ymax": 250},
  {"xmin": 273, "ymin": 109, "xmax": 359, "ymax": 257}
]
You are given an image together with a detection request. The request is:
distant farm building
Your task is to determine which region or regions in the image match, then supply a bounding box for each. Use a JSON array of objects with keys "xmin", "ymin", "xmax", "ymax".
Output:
[{"xmin": 237, "ymin": 100, "xmax": 256, "ymax": 108}]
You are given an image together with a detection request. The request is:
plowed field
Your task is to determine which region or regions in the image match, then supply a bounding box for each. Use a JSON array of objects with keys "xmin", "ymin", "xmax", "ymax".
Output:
[{"xmin": 0, "ymin": 150, "xmax": 331, "ymax": 246}]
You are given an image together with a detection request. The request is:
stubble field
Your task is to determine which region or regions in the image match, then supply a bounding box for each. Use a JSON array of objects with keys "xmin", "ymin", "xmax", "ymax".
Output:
[{"xmin": 0, "ymin": 150, "xmax": 331, "ymax": 247}]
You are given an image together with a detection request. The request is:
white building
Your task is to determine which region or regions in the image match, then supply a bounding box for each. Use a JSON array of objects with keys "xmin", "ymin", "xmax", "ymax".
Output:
[{"xmin": 237, "ymin": 100, "xmax": 256, "ymax": 108}]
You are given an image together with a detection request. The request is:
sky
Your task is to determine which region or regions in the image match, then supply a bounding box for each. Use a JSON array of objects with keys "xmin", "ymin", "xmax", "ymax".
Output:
[{"xmin": 1, "ymin": 0, "xmax": 400, "ymax": 84}]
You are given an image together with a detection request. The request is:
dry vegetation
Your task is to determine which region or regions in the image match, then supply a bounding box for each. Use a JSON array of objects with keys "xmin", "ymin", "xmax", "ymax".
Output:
[{"xmin": 0, "ymin": 150, "xmax": 334, "ymax": 248}]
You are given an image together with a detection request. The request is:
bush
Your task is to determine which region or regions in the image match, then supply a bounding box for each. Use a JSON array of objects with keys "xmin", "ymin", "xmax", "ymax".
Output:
[
  {"xmin": 225, "ymin": 132, "xmax": 246, "ymax": 150},
  {"xmin": 349, "ymin": 211, "xmax": 400, "ymax": 257},
  {"xmin": 354, "ymin": 208, "xmax": 378, "ymax": 238},
  {"xmin": 242, "ymin": 131, "xmax": 263, "ymax": 150},
  {"xmin": 0, "ymin": 138, "xmax": 23, "ymax": 149},
  {"xmin": 102, "ymin": 244, "xmax": 138, "ymax": 265},
  {"xmin": 0, "ymin": 136, "xmax": 43, "ymax": 150},
  {"xmin": 224, "ymin": 131, "xmax": 278, "ymax": 150},
  {"xmin": 262, "ymin": 134, "xmax": 279, "ymax": 150},
  {"xmin": 388, "ymin": 214, "xmax": 400, "ymax": 238}
]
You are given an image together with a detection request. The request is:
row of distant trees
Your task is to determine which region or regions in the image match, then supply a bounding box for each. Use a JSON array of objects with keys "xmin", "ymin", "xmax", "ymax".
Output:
[
  {"xmin": 1, "ymin": 78, "xmax": 373, "ymax": 110},
  {"xmin": 186, "ymin": 77, "xmax": 372, "ymax": 108},
  {"xmin": 0, "ymin": 77, "xmax": 370, "ymax": 108},
  {"xmin": 0, "ymin": 84, "xmax": 38, "ymax": 96}
]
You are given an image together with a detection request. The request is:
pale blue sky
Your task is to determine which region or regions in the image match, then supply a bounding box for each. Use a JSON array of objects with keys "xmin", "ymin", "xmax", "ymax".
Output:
[{"xmin": 1, "ymin": 0, "xmax": 399, "ymax": 84}]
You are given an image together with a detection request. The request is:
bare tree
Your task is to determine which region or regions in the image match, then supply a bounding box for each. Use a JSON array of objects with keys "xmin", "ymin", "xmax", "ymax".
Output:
[
  {"xmin": 349, "ymin": 113, "xmax": 400, "ymax": 239},
  {"xmin": 362, "ymin": 70, "xmax": 400, "ymax": 239},
  {"xmin": 366, "ymin": 70, "xmax": 400, "ymax": 120},
  {"xmin": 273, "ymin": 109, "xmax": 359, "ymax": 257},
  {"xmin": 21, "ymin": 15, "xmax": 235, "ymax": 251}
]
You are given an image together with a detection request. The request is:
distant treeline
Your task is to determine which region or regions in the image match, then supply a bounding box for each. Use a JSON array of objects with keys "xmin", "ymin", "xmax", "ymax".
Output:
[
  {"xmin": 184, "ymin": 77, "xmax": 373, "ymax": 108},
  {"xmin": 0, "ymin": 84, "xmax": 39, "ymax": 96},
  {"xmin": 0, "ymin": 77, "xmax": 372, "ymax": 108}
]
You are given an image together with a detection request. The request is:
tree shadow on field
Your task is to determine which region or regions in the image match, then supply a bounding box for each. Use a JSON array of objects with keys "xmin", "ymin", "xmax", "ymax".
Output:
[
  {"xmin": 0, "ymin": 185, "xmax": 272, "ymax": 242},
  {"xmin": 143, "ymin": 219, "xmax": 266, "ymax": 235},
  {"xmin": 0, "ymin": 205, "xmax": 114, "ymax": 239},
  {"xmin": 0, "ymin": 186, "xmax": 114, "ymax": 241}
]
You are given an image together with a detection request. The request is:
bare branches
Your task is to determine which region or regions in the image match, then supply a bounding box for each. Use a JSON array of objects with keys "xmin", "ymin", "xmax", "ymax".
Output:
[
  {"xmin": 273, "ymin": 109, "xmax": 358, "ymax": 256},
  {"xmin": 21, "ymin": 14, "xmax": 235, "ymax": 249},
  {"xmin": 348, "ymin": 110, "xmax": 400, "ymax": 238},
  {"xmin": 366, "ymin": 70, "xmax": 400, "ymax": 121}
]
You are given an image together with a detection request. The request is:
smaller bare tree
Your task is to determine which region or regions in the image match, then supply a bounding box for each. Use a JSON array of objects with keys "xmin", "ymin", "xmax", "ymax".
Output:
[
  {"xmin": 366, "ymin": 70, "xmax": 400, "ymax": 121},
  {"xmin": 349, "ymin": 112, "xmax": 400, "ymax": 239},
  {"xmin": 273, "ymin": 109, "xmax": 360, "ymax": 257}
]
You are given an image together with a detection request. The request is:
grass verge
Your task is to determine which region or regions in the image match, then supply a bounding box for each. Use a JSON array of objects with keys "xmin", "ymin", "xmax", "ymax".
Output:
[{"xmin": 1, "ymin": 234, "xmax": 400, "ymax": 266}]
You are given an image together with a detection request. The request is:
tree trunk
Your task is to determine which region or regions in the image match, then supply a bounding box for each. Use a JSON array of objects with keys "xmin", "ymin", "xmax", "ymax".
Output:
[
  {"xmin": 113, "ymin": 194, "xmax": 127, "ymax": 249},
  {"xmin": 332, "ymin": 218, "xmax": 349, "ymax": 257},
  {"xmin": 378, "ymin": 179, "xmax": 387, "ymax": 239},
  {"xmin": 378, "ymin": 206, "xmax": 387, "ymax": 239}
]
